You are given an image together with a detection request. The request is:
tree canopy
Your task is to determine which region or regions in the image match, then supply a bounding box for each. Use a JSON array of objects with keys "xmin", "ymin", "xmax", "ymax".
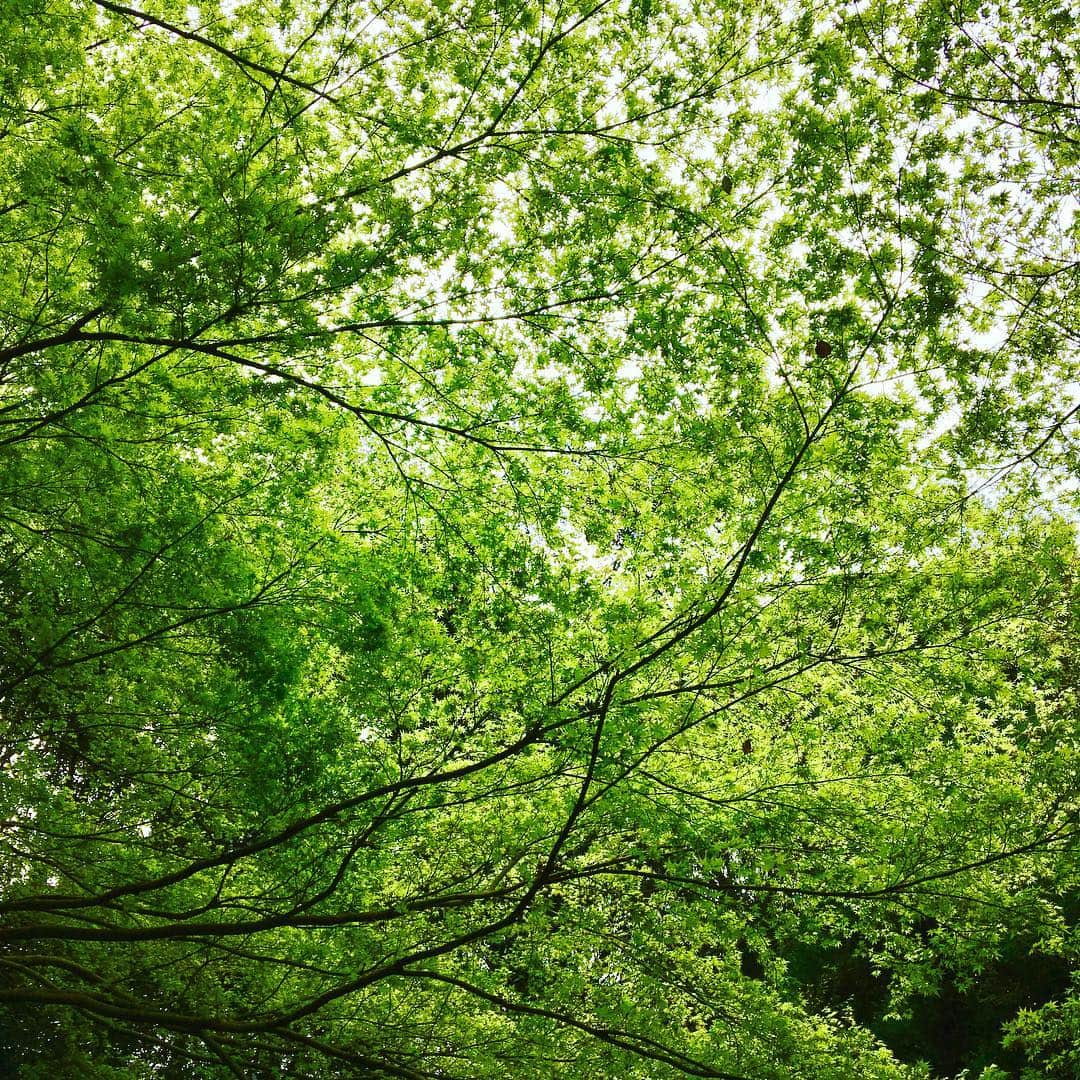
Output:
[{"xmin": 1, "ymin": 0, "xmax": 1078, "ymax": 1076}]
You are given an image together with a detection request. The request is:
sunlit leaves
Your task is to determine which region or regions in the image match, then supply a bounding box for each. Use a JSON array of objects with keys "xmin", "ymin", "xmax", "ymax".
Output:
[{"xmin": 1, "ymin": 0, "xmax": 1078, "ymax": 1075}]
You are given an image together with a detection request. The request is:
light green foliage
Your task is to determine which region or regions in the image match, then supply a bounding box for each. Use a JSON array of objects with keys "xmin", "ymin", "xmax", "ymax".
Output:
[{"xmin": 0, "ymin": 0, "xmax": 1078, "ymax": 1076}]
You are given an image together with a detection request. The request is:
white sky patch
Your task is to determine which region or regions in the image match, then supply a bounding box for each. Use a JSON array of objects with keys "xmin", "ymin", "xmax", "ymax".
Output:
[
  {"xmin": 949, "ymin": 112, "xmax": 983, "ymax": 139},
  {"xmin": 1056, "ymin": 193, "xmax": 1078, "ymax": 233},
  {"xmin": 594, "ymin": 72, "xmax": 627, "ymax": 126},
  {"xmin": 557, "ymin": 517, "xmax": 616, "ymax": 573},
  {"xmin": 966, "ymin": 323, "xmax": 1011, "ymax": 351},
  {"xmin": 917, "ymin": 403, "xmax": 962, "ymax": 451},
  {"xmin": 778, "ymin": 0, "xmax": 801, "ymax": 23},
  {"xmin": 860, "ymin": 368, "xmax": 922, "ymax": 402},
  {"xmin": 786, "ymin": 238, "xmax": 809, "ymax": 264},
  {"xmin": 747, "ymin": 82, "xmax": 785, "ymax": 115},
  {"xmin": 489, "ymin": 180, "xmax": 517, "ymax": 241},
  {"xmin": 599, "ymin": 307, "xmax": 631, "ymax": 342},
  {"xmin": 178, "ymin": 445, "xmax": 211, "ymax": 466},
  {"xmin": 940, "ymin": 153, "xmax": 965, "ymax": 180},
  {"xmin": 636, "ymin": 142, "xmax": 659, "ymax": 165}
]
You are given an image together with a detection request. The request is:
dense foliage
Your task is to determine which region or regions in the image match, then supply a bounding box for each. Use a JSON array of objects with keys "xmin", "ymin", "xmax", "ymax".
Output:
[{"xmin": 1, "ymin": 0, "xmax": 1078, "ymax": 1075}]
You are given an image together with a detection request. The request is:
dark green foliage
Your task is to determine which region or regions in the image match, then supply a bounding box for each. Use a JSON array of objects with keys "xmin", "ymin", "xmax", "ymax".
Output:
[{"xmin": 1, "ymin": 0, "xmax": 1078, "ymax": 1076}]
